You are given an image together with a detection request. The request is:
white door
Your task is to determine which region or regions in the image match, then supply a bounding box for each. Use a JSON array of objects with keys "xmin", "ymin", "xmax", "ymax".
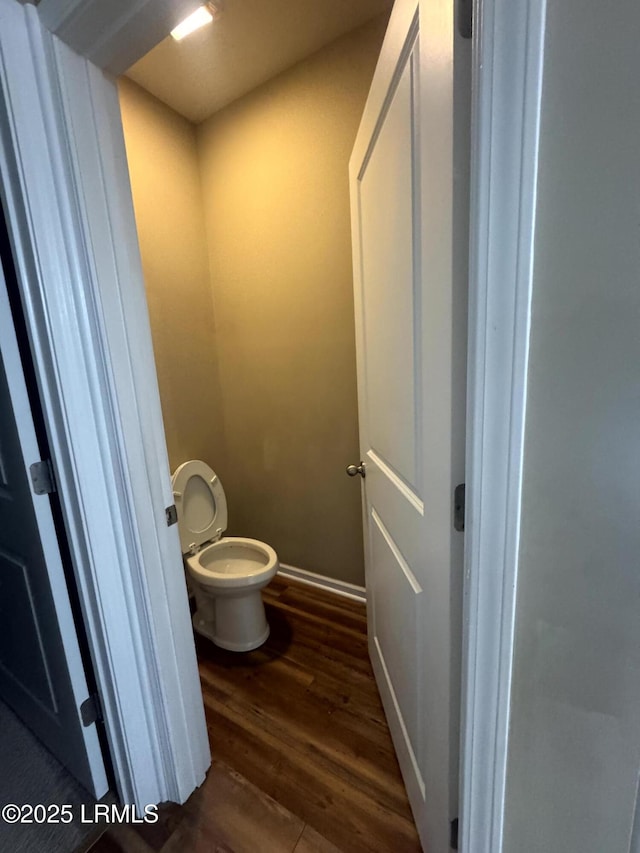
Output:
[
  {"xmin": 349, "ymin": 0, "xmax": 468, "ymax": 849},
  {"xmin": 0, "ymin": 246, "xmax": 108, "ymax": 798}
]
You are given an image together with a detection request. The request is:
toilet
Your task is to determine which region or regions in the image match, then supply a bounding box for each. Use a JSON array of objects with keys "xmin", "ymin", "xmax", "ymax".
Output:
[{"xmin": 171, "ymin": 460, "xmax": 279, "ymax": 652}]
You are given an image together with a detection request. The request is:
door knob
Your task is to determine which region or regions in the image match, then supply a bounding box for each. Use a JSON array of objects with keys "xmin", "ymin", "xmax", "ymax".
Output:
[{"xmin": 346, "ymin": 462, "xmax": 366, "ymax": 478}]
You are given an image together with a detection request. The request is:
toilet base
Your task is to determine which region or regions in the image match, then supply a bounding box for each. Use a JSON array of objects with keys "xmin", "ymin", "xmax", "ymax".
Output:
[
  {"xmin": 193, "ymin": 612, "xmax": 270, "ymax": 651},
  {"xmin": 191, "ymin": 587, "xmax": 271, "ymax": 652}
]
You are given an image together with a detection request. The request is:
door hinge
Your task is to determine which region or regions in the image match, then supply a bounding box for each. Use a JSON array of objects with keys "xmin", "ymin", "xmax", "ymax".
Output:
[
  {"xmin": 450, "ymin": 817, "xmax": 459, "ymax": 849},
  {"xmin": 165, "ymin": 504, "xmax": 178, "ymax": 526},
  {"xmin": 453, "ymin": 483, "xmax": 465, "ymax": 532},
  {"xmin": 29, "ymin": 459, "xmax": 56, "ymax": 495},
  {"xmin": 80, "ymin": 693, "xmax": 103, "ymax": 727}
]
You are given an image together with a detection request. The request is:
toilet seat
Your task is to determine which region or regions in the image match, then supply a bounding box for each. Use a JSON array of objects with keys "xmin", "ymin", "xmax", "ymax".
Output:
[{"xmin": 171, "ymin": 459, "xmax": 228, "ymax": 555}]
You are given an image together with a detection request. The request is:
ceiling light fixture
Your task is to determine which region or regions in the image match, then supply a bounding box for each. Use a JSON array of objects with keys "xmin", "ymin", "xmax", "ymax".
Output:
[{"xmin": 170, "ymin": 4, "xmax": 219, "ymax": 41}]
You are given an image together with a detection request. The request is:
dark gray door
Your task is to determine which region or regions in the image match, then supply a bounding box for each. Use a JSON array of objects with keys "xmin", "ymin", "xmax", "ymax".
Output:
[{"xmin": 0, "ymin": 275, "xmax": 107, "ymax": 796}]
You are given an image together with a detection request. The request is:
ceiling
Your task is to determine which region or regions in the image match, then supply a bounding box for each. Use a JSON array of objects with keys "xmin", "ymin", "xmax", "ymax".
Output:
[{"xmin": 125, "ymin": 0, "xmax": 393, "ymax": 124}]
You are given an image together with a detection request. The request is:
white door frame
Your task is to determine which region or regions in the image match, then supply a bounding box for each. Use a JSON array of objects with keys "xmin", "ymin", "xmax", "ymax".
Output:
[
  {"xmin": 0, "ymin": 0, "xmax": 209, "ymax": 808},
  {"xmin": 0, "ymin": 0, "xmax": 547, "ymax": 842},
  {"xmin": 460, "ymin": 0, "xmax": 546, "ymax": 849}
]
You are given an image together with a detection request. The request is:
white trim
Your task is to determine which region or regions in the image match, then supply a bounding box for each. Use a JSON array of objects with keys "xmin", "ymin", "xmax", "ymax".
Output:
[
  {"xmin": 370, "ymin": 510, "xmax": 422, "ymax": 595},
  {"xmin": 460, "ymin": 0, "xmax": 546, "ymax": 850},
  {"xmin": 367, "ymin": 449, "xmax": 424, "ymax": 515},
  {"xmin": 0, "ymin": 0, "xmax": 209, "ymax": 807},
  {"xmin": 278, "ymin": 564, "xmax": 366, "ymax": 603},
  {"xmin": 372, "ymin": 636, "xmax": 425, "ymax": 797}
]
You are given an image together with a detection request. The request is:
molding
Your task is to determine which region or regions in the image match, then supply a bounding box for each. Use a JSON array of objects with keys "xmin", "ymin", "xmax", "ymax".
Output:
[
  {"xmin": 278, "ymin": 564, "xmax": 366, "ymax": 603},
  {"xmin": 459, "ymin": 0, "xmax": 546, "ymax": 850},
  {"xmin": 350, "ymin": 0, "xmax": 418, "ymax": 181},
  {"xmin": 370, "ymin": 637, "xmax": 426, "ymax": 811},
  {"xmin": 0, "ymin": 0, "xmax": 209, "ymax": 807},
  {"xmin": 36, "ymin": 0, "xmax": 202, "ymax": 74}
]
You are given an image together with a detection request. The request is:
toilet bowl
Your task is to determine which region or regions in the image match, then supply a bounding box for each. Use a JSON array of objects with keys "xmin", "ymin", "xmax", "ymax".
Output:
[{"xmin": 172, "ymin": 460, "xmax": 278, "ymax": 652}]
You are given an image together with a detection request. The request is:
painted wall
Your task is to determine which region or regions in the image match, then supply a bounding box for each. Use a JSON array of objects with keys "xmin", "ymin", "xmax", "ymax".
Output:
[
  {"xmin": 119, "ymin": 19, "xmax": 386, "ymax": 585},
  {"xmin": 503, "ymin": 0, "xmax": 640, "ymax": 850},
  {"xmin": 118, "ymin": 78, "xmax": 226, "ymax": 474},
  {"xmin": 196, "ymin": 18, "xmax": 387, "ymax": 585}
]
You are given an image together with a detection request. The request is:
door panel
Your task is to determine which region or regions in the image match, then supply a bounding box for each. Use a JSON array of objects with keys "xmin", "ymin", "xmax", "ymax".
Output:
[
  {"xmin": 0, "ymin": 244, "xmax": 108, "ymax": 797},
  {"xmin": 370, "ymin": 509, "xmax": 421, "ymax": 761},
  {"xmin": 350, "ymin": 0, "xmax": 468, "ymax": 848},
  {"xmin": 359, "ymin": 52, "xmax": 420, "ymax": 491},
  {"xmin": 0, "ymin": 547, "xmax": 58, "ymax": 711}
]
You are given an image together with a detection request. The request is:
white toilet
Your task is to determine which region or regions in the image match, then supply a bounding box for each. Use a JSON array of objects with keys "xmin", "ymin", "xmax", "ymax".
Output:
[{"xmin": 171, "ymin": 460, "xmax": 279, "ymax": 652}]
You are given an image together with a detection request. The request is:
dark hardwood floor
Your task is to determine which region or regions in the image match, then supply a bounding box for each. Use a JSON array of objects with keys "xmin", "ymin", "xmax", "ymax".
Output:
[{"xmin": 89, "ymin": 576, "xmax": 421, "ymax": 853}]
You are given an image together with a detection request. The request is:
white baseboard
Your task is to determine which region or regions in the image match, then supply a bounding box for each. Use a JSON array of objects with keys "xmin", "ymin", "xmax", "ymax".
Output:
[{"xmin": 278, "ymin": 564, "xmax": 366, "ymax": 603}]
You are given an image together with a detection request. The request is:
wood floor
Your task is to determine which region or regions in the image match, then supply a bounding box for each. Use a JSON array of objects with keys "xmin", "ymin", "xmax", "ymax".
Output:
[{"xmin": 89, "ymin": 577, "xmax": 421, "ymax": 853}]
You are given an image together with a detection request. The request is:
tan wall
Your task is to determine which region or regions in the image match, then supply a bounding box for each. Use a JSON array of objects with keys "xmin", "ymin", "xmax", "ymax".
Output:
[
  {"xmin": 118, "ymin": 78, "xmax": 226, "ymax": 475},
  {"xmin": 197, "ymin": 18, "xmax": 387, "ymax": 585},
  {"xmin": 119, "ymin": 18, "xmax": 386, "ymax": 585}
]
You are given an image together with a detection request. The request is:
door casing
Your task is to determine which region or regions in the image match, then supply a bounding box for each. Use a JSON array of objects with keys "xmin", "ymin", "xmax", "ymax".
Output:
[
  {"xmin": 0, "ymin": 0, "xmax": 210, "ymax": 808},
  {"xmin": 459, "ymin": 0, "xmax": 546, "ymax": 850}
]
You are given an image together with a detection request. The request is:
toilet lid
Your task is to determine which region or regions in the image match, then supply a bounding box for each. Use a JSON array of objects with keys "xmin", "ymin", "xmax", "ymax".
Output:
[{"xmin": 171, "ymin": 460, "xmax": 228, "ymax": 555}]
